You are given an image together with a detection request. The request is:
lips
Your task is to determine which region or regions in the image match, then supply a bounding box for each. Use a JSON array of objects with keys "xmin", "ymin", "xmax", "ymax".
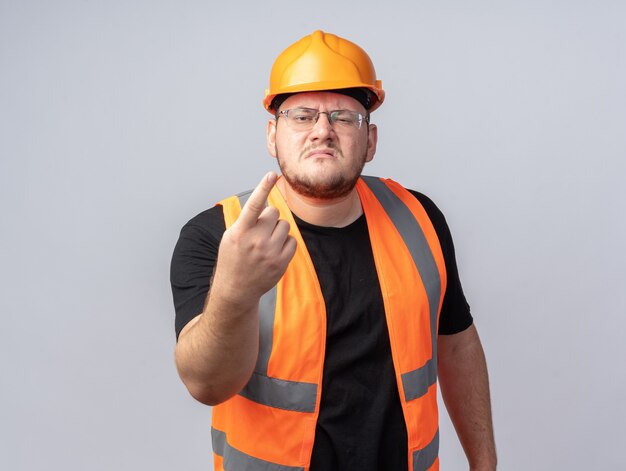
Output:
[{"xmin": 306, "ymin": 148, "xmax": 336, "ymax": 158}]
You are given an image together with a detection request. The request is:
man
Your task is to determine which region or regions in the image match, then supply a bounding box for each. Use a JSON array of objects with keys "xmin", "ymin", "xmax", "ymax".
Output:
[{"xmin": 171, "ymin": 30, "xmax": 496, "ymax": 471}]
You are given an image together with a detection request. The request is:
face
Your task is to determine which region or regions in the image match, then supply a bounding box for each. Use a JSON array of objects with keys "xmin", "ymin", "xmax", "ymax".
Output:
[{"xmin": 267, "ymin": 91, "xmax": 378, "ymax": 200}]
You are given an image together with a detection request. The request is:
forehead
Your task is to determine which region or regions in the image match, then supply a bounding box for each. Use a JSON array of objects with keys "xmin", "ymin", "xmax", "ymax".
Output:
[{"xmin": 280, "ymin": 92, "xmax": 366, "ymax": 113}]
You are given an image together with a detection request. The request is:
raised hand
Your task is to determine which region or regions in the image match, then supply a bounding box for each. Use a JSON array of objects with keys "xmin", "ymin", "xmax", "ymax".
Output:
[{"xmin": 212, "ymin": 172, "xmax": 297, "ymax": 305}]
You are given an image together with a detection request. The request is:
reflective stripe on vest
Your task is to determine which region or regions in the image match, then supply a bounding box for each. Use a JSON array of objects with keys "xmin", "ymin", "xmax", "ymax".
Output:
[
  {"xmin": 361, "ymin": 176, "xmax": 440, "ymax": 401},
  {"xmin": 413, "ymin": 429, "xmax": 439, "ymax": 471},
  {"xmin": 238, "ymin": 283, "xmax": 318, "ymax": 413},
  {"xmin": 213, "ymin": 177, "xmax": 446, "ymax": 471},
  {"xmin": 212, "ymin": 428, "xmax": 304, "ymax": 471}
]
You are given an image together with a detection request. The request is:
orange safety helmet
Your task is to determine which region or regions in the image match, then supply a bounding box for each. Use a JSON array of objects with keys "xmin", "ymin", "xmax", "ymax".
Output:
[{"xmin": 263, "ymin": 30, "xmax": 385, "ymax": 113}]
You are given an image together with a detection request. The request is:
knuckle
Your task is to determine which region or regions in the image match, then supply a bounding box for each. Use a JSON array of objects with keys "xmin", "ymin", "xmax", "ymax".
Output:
[
  {"xmin": 223, "ymin": 226, "xmax": 243, "ymax": 242},
  {"xmin": 276, "ymin": 219, "xmax": 290, "ymax": 230},
  {"xmin": 246, "ymin": 201, "xmax": 263, "ymax": 214}
]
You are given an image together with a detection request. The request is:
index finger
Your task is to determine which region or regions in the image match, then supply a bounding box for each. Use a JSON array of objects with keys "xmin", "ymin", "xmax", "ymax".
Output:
[{"xmin": 237, "ymin": 171, "xmax": 278, "ymax": 227}]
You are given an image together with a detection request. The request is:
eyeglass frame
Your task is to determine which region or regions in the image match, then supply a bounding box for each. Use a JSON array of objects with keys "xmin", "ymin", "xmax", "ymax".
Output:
[{"xmin": 275, "ymin": 107, "xmax": 370, "ymax": 130}]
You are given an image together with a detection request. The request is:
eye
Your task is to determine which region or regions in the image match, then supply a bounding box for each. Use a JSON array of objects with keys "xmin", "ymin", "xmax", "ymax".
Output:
[
  {"xmin": 332, "ymin": 111, "xmax": 357, "ymax": 125},
  {"xmin": 335, "ymin": 116, "xmax": 354, "ymax": 124},
  {"xmin": 290, "ymin": 109, "xmax": 317, "ymax": 123}
]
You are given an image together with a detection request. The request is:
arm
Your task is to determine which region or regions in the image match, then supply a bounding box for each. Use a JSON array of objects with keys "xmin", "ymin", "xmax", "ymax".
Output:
[
  {"xmin": 175, "ymin": 172, "xmax": 296, "ymax": 405},
  {"xmin": 438, "ymin": 324, "xmax": 497, "ymax": 470}
]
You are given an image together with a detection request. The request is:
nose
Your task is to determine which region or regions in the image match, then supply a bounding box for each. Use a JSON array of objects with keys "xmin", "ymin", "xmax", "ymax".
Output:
[{"xmin": 309, "ymin": 112, "xmax": 335, "ymax": 140}]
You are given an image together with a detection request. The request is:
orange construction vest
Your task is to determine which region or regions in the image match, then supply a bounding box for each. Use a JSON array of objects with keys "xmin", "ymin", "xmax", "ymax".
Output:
[{"xmin": 213, "ymin": 176, "xmax": 447, "ymax": 471}]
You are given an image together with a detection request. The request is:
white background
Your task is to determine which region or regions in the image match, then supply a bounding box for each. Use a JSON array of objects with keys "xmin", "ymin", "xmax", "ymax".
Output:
[{"xmin": 2, "ymin": 1, "xmax": 625, "ymax": 469}]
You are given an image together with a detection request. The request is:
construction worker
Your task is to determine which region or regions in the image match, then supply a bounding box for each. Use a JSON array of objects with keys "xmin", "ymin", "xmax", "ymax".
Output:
[{"xmin": 171, "ymin": 30, "xmax": 496, "ymax": 471}]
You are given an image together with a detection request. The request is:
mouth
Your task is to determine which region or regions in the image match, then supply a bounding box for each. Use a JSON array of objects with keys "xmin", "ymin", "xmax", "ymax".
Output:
[{"xmin": 306, "ymin": 148, "xmax": 337, "ymax": 159}]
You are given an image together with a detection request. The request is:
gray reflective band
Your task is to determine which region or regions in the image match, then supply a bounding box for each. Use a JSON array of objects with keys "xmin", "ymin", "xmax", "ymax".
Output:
[
  {"xmin": 401, "ymin": 358, "xmax": 437, "ymax": 402},
  {"xmin": 212, "ymin": 428, "xmax": 305, "ymax": 471},
  {"xmin": 237, "ymin": 188, "xmax": 270, "ymax": 211},
  {"xmin": 361, "ymin": 176, "xmax": 441, "ymax": 400},
  {"xmin": 239, "ymin": 371, "xmax": 317, "ymax": 413},
  {"xmin": 413, "ymin": 429, "xmax": 439, "ymax": 471},
  {"xmin": 256, "ymin": 287, "xmax": 277, "ymax": 375},
  {"xmin": 237, "ymin": 279, "xmax": 317, "ymax": 412},
  {"xmin": 236, "ymin": 189, "xmax": 253, "ymax": 208}
]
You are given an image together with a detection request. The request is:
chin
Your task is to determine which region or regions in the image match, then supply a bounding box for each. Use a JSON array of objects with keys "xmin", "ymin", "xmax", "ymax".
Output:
[
  {"xmin": 277, "ymin": 152, "xmax": 366, "ymax": 200},
  {"xmin": 284, "ymin": 173, "xmax": 360, "ymax": 200}
]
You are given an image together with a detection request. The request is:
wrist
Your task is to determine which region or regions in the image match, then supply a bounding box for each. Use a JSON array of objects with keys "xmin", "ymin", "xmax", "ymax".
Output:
[{"xmin": 209, "ymin": 273, "xmax": 260, "ymax": 314}]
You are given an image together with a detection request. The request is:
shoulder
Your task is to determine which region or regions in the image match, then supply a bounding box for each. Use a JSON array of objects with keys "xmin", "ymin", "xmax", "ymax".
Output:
[
  {"xmin": 403, "ymin": 188, "xmax": 455, "ymax": 278},
  {"xmin": 178, "ymin": 205, "xmax": 226, "ymax": 243},
  {"xmin": 404, "ymin": 188, "xmax": 451, "ymax": 243},
  {"xmin": 402, "ymin": 188, "xmax": 473, "ymax": 333},
  {"xmin": 171, "ymin": 205, "xmax": 227, "ymax": 271}
]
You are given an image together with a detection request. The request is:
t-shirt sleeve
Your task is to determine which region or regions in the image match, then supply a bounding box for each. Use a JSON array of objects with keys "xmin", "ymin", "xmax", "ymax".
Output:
[
  {"xmin": 409, "ymin": 190, "xmax": 473, "ymax": 335},
  {"xmin": 170, "ymin": 205, "xmax": 226, "ymax": 339}
]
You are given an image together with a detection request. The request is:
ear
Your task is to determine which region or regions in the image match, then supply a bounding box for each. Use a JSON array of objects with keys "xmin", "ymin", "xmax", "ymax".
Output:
[
  {"xmin": 365, "ymin": 123, "xmax": 378, "ymax": 163},
  {"xmin": 267, "ymin": 119, "xmax": 278, "ymax": 158}
]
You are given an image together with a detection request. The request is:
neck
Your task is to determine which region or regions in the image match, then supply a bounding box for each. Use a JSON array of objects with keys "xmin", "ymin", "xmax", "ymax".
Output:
[{"xmin": 277, "ymin": 177, "xmax": 363, "ymax": 228}]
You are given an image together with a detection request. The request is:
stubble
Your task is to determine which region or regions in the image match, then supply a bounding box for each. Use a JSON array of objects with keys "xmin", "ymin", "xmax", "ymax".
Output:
[{"xmin": 276, "ymin": 145, "xmax": 367, "ymax": 200}]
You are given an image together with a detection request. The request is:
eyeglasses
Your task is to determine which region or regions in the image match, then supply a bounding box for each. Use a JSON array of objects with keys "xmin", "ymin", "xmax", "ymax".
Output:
[{"xmin": 277, "ymin": 107, "xmax": 369, "ymax": 131}]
